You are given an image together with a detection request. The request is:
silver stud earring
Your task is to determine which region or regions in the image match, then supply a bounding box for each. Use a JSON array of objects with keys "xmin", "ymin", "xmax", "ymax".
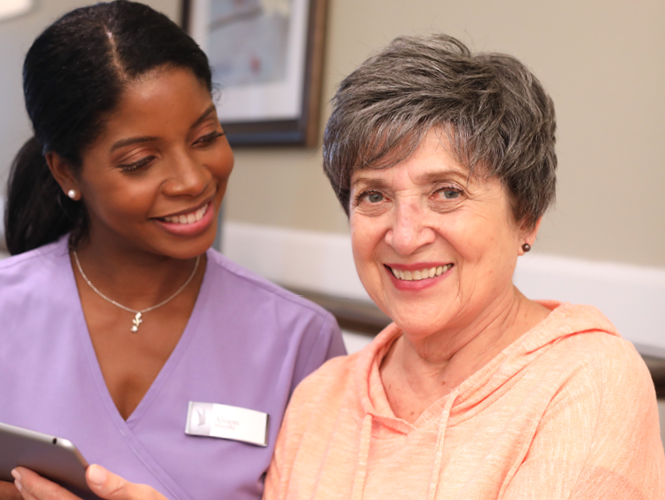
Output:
[{"xmin": 67, "ymin": 189, "xmax": 77, "ymax": 200}]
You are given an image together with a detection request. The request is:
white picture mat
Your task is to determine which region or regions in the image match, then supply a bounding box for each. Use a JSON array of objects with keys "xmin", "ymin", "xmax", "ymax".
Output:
[{"xmin": 190, "ymin": 0, "xmax": 310, "ymax": 122}]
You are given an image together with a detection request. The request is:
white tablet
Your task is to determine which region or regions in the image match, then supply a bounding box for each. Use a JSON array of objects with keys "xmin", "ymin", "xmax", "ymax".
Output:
[{"xmin": 0, "ymin": 421, "xmax": 99, "ymax": 499}]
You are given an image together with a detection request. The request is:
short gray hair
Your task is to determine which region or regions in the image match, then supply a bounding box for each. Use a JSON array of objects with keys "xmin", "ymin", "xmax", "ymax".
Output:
[{"xmin": 322, "ymin": 34, "xmax": 557, "ymax": 228}]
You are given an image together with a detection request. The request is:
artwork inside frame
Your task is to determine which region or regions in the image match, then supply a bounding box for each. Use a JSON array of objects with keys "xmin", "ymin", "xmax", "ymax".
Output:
[{"xmin": 181, "ymin": 0, "xmax": 327, "ymax": 147}]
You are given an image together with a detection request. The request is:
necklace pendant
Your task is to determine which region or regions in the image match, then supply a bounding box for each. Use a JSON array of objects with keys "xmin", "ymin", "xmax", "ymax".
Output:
[{"xmin": 131, "ymin": 312, "xmax": 143, "ymax": 333}]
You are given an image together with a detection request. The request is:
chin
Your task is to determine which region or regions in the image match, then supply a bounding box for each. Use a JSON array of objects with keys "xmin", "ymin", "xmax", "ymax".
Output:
[
  {"xmin": 154, "ymin": 233, "xmax": 216, "ymax": 260},
  {"xmin": 380, "ymin": 304, "xmax": 442, "ymax": 336},
  {"xmin": 392, "ymin": 318, "xmax": 444, "ymax": 339}
]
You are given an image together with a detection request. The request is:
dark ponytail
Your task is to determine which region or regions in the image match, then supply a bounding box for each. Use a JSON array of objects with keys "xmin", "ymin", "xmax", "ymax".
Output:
[
  {"xmin": 5, "ymin": 0, "xmax": 212, "ymax": 255},
  {"xmin": 5, "ymin": 138, "xmax": 84, "ymax": 255}
]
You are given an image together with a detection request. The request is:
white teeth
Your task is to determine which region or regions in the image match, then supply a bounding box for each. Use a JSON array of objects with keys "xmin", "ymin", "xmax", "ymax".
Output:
[
  {"xmin": 163, "ymin": 204, "xmax": 208, "ymax": 224},
  {"xmin": 390, "ymin": 264, "xmax": 452, "ymax": 281}
]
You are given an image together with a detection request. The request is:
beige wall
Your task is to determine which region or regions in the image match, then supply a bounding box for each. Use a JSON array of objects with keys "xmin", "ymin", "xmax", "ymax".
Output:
[
  {"xmin": 0, "ymin": 0, "xmax": 180, "ymax": 187},
  {"xmin": 2, "ymin": 0, "xmax": 663, "ymax": 268},
  {"xmin": 225, "ymin": 0, "xmax": 665, "ymax": 268}
]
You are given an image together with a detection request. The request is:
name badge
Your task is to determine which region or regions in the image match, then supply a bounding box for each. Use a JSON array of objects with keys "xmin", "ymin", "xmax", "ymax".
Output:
[{"xmin": 185, "ymin": 401, "xmax": 269, "ymax": 447}]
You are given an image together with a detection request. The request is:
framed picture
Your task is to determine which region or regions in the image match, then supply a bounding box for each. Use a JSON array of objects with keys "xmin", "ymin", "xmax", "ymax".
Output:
[{"xmin": 181, "ymin": 0, "xmax": 328, "ymax": 147}]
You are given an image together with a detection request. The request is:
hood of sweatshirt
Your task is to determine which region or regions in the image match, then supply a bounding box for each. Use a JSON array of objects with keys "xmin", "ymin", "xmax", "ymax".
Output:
[{"xmin": 347, "ymin": 301, "xmax": 620, "ymax": 500}]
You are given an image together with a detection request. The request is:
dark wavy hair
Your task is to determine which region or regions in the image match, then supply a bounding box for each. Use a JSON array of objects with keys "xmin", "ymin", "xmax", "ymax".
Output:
[
  {"xmin": 5, "ymin": 0, "xmax": 212, "ymax": 255},
  {"xmin": 323, "ymin": 34, "xmax": 557, "ymax": 228}
]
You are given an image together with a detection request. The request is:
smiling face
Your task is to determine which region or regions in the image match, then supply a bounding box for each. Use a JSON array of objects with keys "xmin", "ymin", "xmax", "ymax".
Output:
[
  {"xmin": 56, "ymin": 66, "xmax": 234, "ymax": 260},
  {"xmin": 350, "ymin": 129, "xmax": 538, "ymax": 339}
]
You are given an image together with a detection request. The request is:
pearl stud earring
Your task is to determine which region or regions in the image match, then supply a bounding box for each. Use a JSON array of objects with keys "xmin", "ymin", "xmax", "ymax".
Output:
[
  {"xmin": 522, "ymin": 243, "xmax": 531, "ymax": 253},
  {"xmin": 67, "ymin": 189, "xmax": 77, "ymax": 200}
]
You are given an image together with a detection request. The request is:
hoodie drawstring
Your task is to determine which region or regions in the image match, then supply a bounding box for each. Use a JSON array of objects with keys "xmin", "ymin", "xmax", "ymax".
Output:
[
  {"xmin": 351, "ymin": 388, "xmax": 459, "ymax": 500},
  {"xmin": 425, "ymin": 388, "xmax": 460, "ymax": 500},
  {"xmin": 350, "ymin": 413, "xmax": 373, "ymax": 500}
]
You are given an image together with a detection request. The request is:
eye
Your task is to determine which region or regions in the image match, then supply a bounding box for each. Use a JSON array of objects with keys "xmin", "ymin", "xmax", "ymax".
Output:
[
  {"xmin": 434, "ymin": 187, "xmax": 461, "ymax": 200},
  {"xmin": 367, "ymin": 192, "xmax": 384, "ymax": 203},
  {"xmin": 194, "ymin": 131, "xmax": 224, "ymax": 146},
  {"xmin": 356, "ymin": 190, "xmax": 385, "ymax": 205},
  {"xmin": 118, "ymin": 156, "xmax": 155, "ymax": 173}
]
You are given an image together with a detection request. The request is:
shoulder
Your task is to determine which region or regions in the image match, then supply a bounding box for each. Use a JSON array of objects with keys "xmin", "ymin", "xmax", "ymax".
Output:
[
  {"xmin": 204, "ymin": 249, "xmax": 337, "ymax": 326},
  {"xmin": 286, "ymin": 353, "xmax": 358, "ymax": 417},
  {"xmin": 531, "ymin": 302, "xmax": 646, "ymax": 379},
  {"xmin": 543, "ymin": 302, "xmax": 649, "ymax": 377},
  {"xmin": 0, "ymin": 238, "xmax": 69, "ymax": 286},
  {"xmin": 533, "ymin": 311, "xmax": 665, "ymax": 492},
  {"xmin": 0, "ymin": 238, "xmax": 74, "ymax": 336},
  {"xmin": 532, "ymin": 315, "xmax": 655, "ymax": 413},
  {"xmin": 200, "ymin": 250, "xmax": 345, "ymax": 380},
  {"xmin": 555, "ymin": 331, "xmax": 652, "ymax": 393},
  {"xmin": 507, "ymin": 302, "xmax": 656, "ymax": 412}
]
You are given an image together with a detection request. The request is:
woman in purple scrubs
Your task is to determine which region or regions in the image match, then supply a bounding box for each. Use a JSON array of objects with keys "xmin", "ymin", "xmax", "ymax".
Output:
[{"xmin": 0, "ymin": 2, "xmax": 344, "ymax": 500}]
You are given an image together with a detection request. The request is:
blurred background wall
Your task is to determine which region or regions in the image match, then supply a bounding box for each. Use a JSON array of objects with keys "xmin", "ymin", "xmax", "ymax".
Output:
[
  {"xmin": 225, "ymin": 0, "xmax": 665, "ymax": 268},
  {"xmin": 1, "ymin": 0, "xmax": 663, "ymax": 267}
]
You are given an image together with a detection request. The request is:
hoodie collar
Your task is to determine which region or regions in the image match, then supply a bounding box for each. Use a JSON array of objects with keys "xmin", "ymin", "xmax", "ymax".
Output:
[{"xmin": 352, "ymin": 301, "xmax": 619, "ymax": 430}]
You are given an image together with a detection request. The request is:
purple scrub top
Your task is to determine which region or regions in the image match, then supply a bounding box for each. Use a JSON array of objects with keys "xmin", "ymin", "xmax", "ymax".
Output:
[{"xmin": 0, "ymin": 236, "xmax": 345, "ymax": 500}]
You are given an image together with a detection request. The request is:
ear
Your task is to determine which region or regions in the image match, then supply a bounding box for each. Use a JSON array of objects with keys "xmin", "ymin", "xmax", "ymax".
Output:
[
  {"xmin": 45, "ymin": 152, "xmax": 81, "ymax": 200},
  {"xmin": 519, "ymin": 217, "xmax": 542, "ymax": 255}
]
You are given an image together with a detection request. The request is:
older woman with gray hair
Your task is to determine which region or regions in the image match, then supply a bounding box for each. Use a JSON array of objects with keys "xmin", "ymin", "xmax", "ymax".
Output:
[
  {"xmin": 14, "ymin": 33, "xmax": 665, "ymax": 500},
  {"xmin": 261, "ymin": 35, "xmax": 665, "ymax": 499}
]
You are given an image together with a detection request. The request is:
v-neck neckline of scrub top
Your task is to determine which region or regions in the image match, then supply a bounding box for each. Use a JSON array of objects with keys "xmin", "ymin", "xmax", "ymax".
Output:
[{"xmin": 66, "ymin": 248, "xmax": 210, "ymax": 427}]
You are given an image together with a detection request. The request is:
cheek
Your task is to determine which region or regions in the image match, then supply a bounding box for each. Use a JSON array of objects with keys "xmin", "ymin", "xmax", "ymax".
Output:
[
  {"xmin": 350, "ymin": 218, "xmax": 379, "ymax": 277},
  {"xmin": 81, "ymin": 174, "xmax": 154, "ymax": 222},
  {"xmin": 350, "ymin": 216, "xmax": 392, "ymax": 305},
  {"xmin": 350, "ymin": 222, "xmax": 367, "ymax": 266},
  {"xmin": 464, "ymin": 223, "xmax": 521, "ymax": 282},
  {"xmin": 210, "ymin": 155, "xmax": 234, "ymax": 197},
  {"xmin": 213, "ymin": 143, "xmax": 234, "ymax": 175},
  {"xmin": 447, "ymin": 208, "xmax": 518, "ymax": 259},
  {"xmin": 350, "ymin": 214, "xmax": 379, "ymax": 259}
]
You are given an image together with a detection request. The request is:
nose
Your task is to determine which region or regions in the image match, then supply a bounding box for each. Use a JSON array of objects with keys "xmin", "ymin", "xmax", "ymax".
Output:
[
  {"xmin": 384, "ymin": 199, "xmax": 436, "ymax": 255},
  {"xmin": 162, "ymin": 148, "xmax": 210, "ymax": 197}
]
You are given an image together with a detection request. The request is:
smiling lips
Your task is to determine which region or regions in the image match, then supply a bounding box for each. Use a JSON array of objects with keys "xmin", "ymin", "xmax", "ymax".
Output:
[
  {"xmin": 162, "ymin": 204, "xmax": 208, "ymax": 224},
  {"xmin": 154, "ymin": 201, "xmax": 214, "ymax": 237},
  {"xmin": 388, "ymin": 264, "xmax": 453, "ymax": 281}
]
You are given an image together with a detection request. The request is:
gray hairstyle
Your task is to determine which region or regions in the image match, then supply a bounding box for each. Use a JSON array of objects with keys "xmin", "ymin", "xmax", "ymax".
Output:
[{"xmin": 322, "ymin": 34, "xmax": 557, "ymax": 228}]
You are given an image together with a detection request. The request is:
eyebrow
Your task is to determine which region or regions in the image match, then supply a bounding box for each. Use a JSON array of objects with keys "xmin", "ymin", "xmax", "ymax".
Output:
[
  {"xmin": 109, "ymin": 104, "xmax": 218, "ymax": 153},
  {"xmin": 350, "ymin": 175, "xmax": 389, "ymax": 190},
  {"xmin": 420, "ymin": 170, "xmax": 471, "ymax": 184},
  {"xmin": 351, "ymin": 168, "xmax": 470, "ymax": 189}
]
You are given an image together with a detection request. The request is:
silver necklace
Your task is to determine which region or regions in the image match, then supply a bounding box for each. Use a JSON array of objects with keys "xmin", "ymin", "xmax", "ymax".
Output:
[{"xmin": 73, "ymin": 251, "xmax": 200, "ymax": 333}]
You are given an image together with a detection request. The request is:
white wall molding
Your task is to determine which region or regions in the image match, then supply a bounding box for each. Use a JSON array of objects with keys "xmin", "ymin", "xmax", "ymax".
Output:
[
  {"xmin": 223, "ymin": 221, "xmax": 369, "ymax": 300},
  {"xmin": 223, "ymin": 221, "xmax": 665, "ymax": 358}
]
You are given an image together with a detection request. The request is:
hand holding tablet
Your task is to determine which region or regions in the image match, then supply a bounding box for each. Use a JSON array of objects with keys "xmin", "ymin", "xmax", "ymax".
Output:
[{"xmin": 0, "ymin": 422, "xmax": 97, "ymax": 500}]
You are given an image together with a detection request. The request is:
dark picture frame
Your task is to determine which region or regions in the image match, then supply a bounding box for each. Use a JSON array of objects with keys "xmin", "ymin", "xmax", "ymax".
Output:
[{"xmin": 181, "ymin": 0, "xmax": 327, "ymax": 147}]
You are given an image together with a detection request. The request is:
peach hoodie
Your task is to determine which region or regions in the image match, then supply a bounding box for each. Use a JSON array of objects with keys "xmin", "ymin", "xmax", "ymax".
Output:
[{"xmin": 265, "ymin": 302, "xmax": 665, "ymax": 500}]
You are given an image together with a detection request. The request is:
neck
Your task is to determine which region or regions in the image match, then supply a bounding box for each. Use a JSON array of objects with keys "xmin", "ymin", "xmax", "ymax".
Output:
[
  {"xmin": 383, "ymin": 286, "xmax": 549, "ymax": 402},
  {"xmin": 72, "ymin": 235, "xmax": 205, "ymax": 312}
]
